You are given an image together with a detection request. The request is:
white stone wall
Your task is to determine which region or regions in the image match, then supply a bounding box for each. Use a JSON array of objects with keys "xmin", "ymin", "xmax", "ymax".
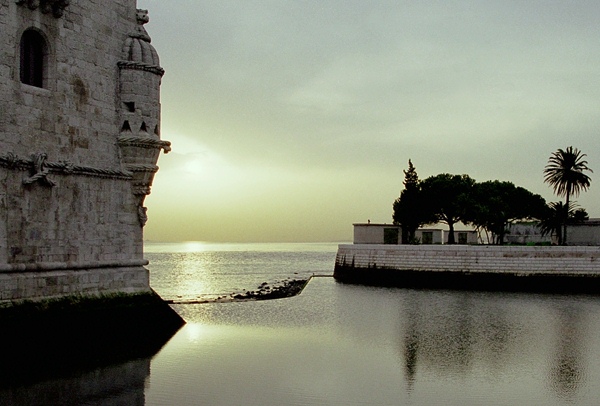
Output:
[
  {"xmin": 0, "ymin": 265, "xmax": 150, "ymax": 302},
  {"xmin": 4, "ymin": 174, "xmax": 141, "ymax": 264},
  {"xmin": 0, "ymin": 1, "xmax": 165, "ymax": 302},
  {"xmin": 1, "ymin": 0, "xmax": 136, "ymax": 166},
  {"xmin": 336, "ymin": 244, "xmax": 600, "ymax": 274},
  {"xmin": 566, "ymin": 224, "xmax": 600, "ymax": 246}
]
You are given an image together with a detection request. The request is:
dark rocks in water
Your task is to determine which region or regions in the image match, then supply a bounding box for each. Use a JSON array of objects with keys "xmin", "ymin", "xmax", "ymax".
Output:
[
  {"xmin": 168, "ymin": 279, "xmax": 310, "ymax": 304},
  {"xmin": 232, "ymin": 279, "xmax": 308, "ymax": 301}
]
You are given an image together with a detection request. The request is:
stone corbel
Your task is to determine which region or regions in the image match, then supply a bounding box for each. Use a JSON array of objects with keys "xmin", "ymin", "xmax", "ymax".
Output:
[
  {"xmin": 138, "ymin": 205, "xmax": 148, "ymax": 227},
  {"xmin": 15, "ymin": 0, "xmax": 70, "ymax": 18}
]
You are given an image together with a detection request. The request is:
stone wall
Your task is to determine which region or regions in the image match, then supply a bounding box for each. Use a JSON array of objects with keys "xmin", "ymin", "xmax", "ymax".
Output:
[
  {"xmin": 0, "ymin": 1, "xmax": 168, "ymax": 302},
  {"xmin": 0, "ymin": 0, "xmax": 136, "ymax": 166},
  {"xmin": 567, "ymin": 222, "xmax": 600, "ymax": 246},
  {"xmin": 334, "ymin": 244, "xmax": 600, "ymax": 292},
  {"xmin": 0, "ymin": 265, "xmax": 149, "ymax": 301},
  {"xmin": 336, "ymin": 244, "xmax": 600, "ymax": 275}
]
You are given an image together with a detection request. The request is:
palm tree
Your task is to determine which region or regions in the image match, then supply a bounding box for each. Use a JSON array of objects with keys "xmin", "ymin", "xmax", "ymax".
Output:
[
  {"xmin": 538, "ymin": 201, "xmax": 573, "ymax": 245},
  {"xmin": 543, "ymin": 147, "xmax": 593, "ymax": 245}
]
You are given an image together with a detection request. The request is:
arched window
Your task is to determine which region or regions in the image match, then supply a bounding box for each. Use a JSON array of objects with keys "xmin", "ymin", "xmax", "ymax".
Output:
[{"xmin": 20, "ymin": 29, "xmax": 46, "ymax": 88}]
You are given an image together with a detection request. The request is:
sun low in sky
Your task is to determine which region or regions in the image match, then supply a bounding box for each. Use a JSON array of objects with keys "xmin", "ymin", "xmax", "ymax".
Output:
[{"xmin": 138, "ymin": 0, "xmax": 600, "ymax": 243}]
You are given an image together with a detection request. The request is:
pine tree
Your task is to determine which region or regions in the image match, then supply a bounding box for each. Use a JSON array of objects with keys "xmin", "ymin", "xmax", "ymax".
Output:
[{"xmin": 393, "ymin": 160, "xmax": 424, "ymax": 243}]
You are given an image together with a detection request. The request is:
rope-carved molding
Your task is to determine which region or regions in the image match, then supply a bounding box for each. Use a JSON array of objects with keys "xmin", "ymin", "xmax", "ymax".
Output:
[
  {"xmin": 133, "ymin": 185, "xmax": 152, "ymax": 196},
  {"xmin": 117, "ymin": 61, "xmax": 165, "ymax": 77},
  {"xmin": 0, "ymin": 152, "xmax": 133, "ymax": 181},
  {"xmin": 15, "ymin": 0, "xmax": 70, "ymax": 18},
  {"xmin": 22, "ymin": 153, "xmax": 55, "ymax": 186},
  {"xmin": 123, "ymin": 164, "xmax": 159, "ymax": 174},
  {"xmin": 118, "ymin": 135, "xmax": 171, "ymax": 153}
]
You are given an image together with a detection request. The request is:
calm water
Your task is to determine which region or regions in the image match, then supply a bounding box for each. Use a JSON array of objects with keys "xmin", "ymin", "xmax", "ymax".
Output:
[
  {"xmin": 146, "ymin": 241, "xmax": 337, "ymax": 301},
  {"xmin": 4, "ymin": 242, "xmax": 600, "ymax": 405}
]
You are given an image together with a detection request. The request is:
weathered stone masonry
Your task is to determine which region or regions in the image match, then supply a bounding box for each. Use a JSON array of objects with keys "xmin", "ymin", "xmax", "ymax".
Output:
[
  {"xmin": 0, "ymin": 1, "xmax": 170, "ymax": 302},
  {"xmin": 336, "ymin": 245, "xmax": 600, "ymax": 274},
  {"xmin": 335, "ymin": 244, "xmax": 600, "ymax": 293}
]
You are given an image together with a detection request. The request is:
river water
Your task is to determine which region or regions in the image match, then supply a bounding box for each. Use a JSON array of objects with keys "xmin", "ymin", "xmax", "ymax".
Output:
[{"xmin": 4, "ymin": 242, "xmax": 600, "ymax": 405}]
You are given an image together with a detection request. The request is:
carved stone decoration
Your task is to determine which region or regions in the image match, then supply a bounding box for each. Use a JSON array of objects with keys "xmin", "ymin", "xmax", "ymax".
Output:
[
  {"xmin": 15, "ymin": 0, "xmax": 70, "ymax": 18},
  {"xmin": 138, "ymin": 205, "xmax": 148, "ymax": 227},
  {"xmin": 132, "ymin": 9, "xmax": 152, "ymax": 42},
  {"xmin": 3, "ymin": 152, "xmax": 21, "ymax": 169},
  {"xmin": 23, "ymin": 153, "xmax": 56, "ymax": 187},
  {"xmin": 1, "ymin": 152, "xmax": 133, "ymax": 180},
  {"xmin": 117, "ymin": 8, "xmax": 170, "ymax": 228},
  {"xmin": 122, "ymin": 9, "xmax": 162, "ymax": 68}
]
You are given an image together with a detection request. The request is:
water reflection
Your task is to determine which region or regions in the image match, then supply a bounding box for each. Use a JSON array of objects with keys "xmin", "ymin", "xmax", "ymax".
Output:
[
  {"xmin": 160, "ymin": 280, "xmax": 600, "ymax": 405},
  {"xmin": 397, "ymin": 291, "xmax": 519, "ymax": 379},
  {"xmin": 401, "ymin": 291, "xmax": 599, "ymax": 402},
  {"xmin": 0, "ymin": 295, "xmax": 182, "ymax": 406},
  {"xmin": 548, "ymin": 304, "xmax": 586, "ymax": 400},
  {"xmin": 4, "ymin": 280, "xmax": 600, "ymax": 405},
  {"xmin": 0, "ymin": 359, "xmax": 150, "ymax": 406},
  {"xmin": 330, "ymin": 283, "xmax": 600, "ymax": 404}
]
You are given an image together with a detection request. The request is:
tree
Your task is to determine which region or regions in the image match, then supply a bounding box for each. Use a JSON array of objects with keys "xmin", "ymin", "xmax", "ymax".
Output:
[
  {"xmin": 570, "ymin": 208, "xmax": 589, "ymax": 224},
  {"xmin": 543, "ymin": 147, "xmax": 593, "ymax": 245},
  {"xmin": 469, "ymin": 181, "xmax": 547, "ymax": 244},
  {"xmin": 420, "ymin": 174, "xmax": 475, "ymax": 244},
  {"xmin": 538, "ymin": 201, "xmax": 582, "ymax": 245},
  {"xmin": 393, "ymin": 160, "xmax": 431, "ymax": 243}
]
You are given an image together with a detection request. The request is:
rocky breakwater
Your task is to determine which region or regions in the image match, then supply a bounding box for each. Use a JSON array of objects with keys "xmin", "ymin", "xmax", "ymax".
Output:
[{"xmin": 167, "ymin": 278, "xmax": 310, "ymax": 304}]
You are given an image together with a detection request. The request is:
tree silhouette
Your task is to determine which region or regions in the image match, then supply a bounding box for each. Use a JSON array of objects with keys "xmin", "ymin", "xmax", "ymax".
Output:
[
  {"xmin": 539, "ymin": 202, "xmax": 589, "ymax": 245},
  {"xmin": 469, "ymin": 181, "xmax": 546, "ymax": 245},
  {"xmin": 543, "ymin": 147, "xmax": 592, "ymax": 245},
  {"xmin": 393, "ymin": 160, "xmax": 433, "ymax": 243},
  {"xmin": 420, "ymin": 174, "xmax": 475, "ymax": 244}
]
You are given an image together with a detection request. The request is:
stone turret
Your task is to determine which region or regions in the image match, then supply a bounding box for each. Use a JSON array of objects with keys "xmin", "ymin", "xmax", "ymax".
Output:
[
  {"xmin": 117, "ymin": 9, "xmax": 171, "ymax": 226},
  {"xmin": 0, "ymin": 1, "xmax": 172, "ymax": 302}
]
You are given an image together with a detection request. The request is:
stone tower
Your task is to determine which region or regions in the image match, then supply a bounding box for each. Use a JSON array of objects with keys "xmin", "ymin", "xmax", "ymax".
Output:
[{"xmin": 0, "ymin": 0, "xmax": 170, "ymax": 302}]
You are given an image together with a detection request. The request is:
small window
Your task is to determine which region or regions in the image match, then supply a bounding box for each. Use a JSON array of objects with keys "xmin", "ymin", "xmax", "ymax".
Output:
[
  {"xmin": 20, "ymin": 29, "xmax": 46, "ymax": 88},
  {"xmin": 384, "ymin": 228, "xmax": 399, "ymax": 245},
  {"xmin": 458, "ymin": 232, "xmax": 468, "ymax": 244},
  {"xmin": 422, "ymin": 232, "xmax": 433, "ymax": 244}
]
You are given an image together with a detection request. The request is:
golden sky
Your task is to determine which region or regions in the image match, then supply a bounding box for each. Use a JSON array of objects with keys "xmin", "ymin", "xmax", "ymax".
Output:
[{"xmin": 139, "ymin": 0, "xmax": 600, "ymax": 242}]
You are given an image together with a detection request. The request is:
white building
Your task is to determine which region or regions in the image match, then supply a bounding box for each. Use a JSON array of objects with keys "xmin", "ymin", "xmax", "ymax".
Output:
[{"xmin": 353, "ymin": 223, "xmax": 477, "ymax": 245}]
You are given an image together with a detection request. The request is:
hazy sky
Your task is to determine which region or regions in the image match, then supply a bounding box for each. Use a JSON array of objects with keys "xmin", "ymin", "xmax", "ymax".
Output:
[{"xmin": 138, "ymin": 0, "xmax": 600, "ymax": 243}]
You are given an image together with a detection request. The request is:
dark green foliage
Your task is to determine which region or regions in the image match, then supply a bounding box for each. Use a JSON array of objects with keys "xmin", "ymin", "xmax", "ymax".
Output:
[
  {"xmin": 393, "ymin": 160, "xmax": 432, "ymax": 243},
  {"xmin": 543, "ymin": 146, "xmax": 593, "ymax": 244},
  {"xmin": 392, "ymin": 167, "xmax": 550, "ymax": 245},
  {"xmin": 419, "ymin": 173, "xmax": 476, "ymax": 244},
  {"xmin": 538, "ymin": 201, "xmax": 588, "ymax": 245},
  {"xmin": 571, "ymin": 208, "xmax": 589, "ymax": 223},
  {"xmin": 391, "ymin": 154, "xmax": 587, "ymax": 245},
  {"xmin": 469, "ymin": 181, "xmax": 547, "ymax": 244}
]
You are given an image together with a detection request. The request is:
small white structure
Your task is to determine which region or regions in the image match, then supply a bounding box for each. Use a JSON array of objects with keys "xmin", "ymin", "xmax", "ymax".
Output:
[
  {"xmin": 444, "ymin": 230, "xmax": 478, "ymax": 245},
  {"xmin": 504, "ymin": 222, "xmax": 551, "ymax": 245},
  {"xmin": 353, "ymin": 224, "xmax": 477, "ymax": 245},
  {"xmin": 353, "ymin": 223, "xmax": 400, "ymax": 244}
]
